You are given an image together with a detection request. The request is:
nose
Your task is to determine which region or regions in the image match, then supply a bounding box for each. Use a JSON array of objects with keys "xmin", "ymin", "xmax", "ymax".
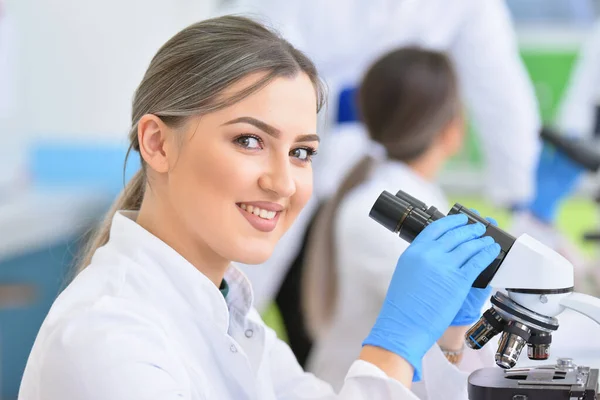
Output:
[{"xmin": 258, "ymin": 156, "xmax": 297, "ymax": 198}]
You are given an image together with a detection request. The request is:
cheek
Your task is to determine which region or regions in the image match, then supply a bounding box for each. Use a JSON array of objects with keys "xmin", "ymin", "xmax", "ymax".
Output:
[
  {"xmin": 290, "ymin": 167, "xmax": 314, "ymax": 212},
  {"xmin": 170, "ymin": 147, "xmax": 244, "ymax": 212}
]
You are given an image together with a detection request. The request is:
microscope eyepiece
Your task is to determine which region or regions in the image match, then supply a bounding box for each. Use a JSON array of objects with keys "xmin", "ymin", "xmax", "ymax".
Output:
[
  {"xmin": 369, "ymin": 190, "xmax": 445, "ymax": 243},
  {"xmin": 369, "ymin": 191, "xmax": 412, "ymax": 234}
]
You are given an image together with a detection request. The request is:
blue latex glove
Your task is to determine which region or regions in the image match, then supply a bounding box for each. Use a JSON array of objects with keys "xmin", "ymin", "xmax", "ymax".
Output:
[
  {"xmin": 528, "ymin": 144, "xmax": 584, "ymax": 223},
  {"xmin": 450, "ymin": 213, "xmax": 496, "ymax": 326},
  {"xmin": 363, "ymin": 214, "xmax": 501, "ymax": 381}
]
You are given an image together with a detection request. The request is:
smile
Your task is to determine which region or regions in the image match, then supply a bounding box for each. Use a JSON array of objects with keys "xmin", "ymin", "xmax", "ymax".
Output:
[
  {"xmin": 236, "ymin": 203, "xmax": 283, "ymax": 233},
  {"xmin": 239, "ymin": 203, "xmax": 277, "ymax": 220}
]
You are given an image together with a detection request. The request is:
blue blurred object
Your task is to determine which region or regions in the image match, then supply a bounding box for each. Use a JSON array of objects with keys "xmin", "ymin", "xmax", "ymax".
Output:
[
  {"xmin": 336, "ymin": 86, "xmax": 359, "ymax": 124},
  {"xmin": 506, "ymin": 0, "xmax": 596, "ymax": 26},
  {"xmin": 29, "ymin": 142, "xmax": 140, "ymax": 195},
  {"xmin": 529, "ymin": 143, "xmax": 585, "ymax": 223}
]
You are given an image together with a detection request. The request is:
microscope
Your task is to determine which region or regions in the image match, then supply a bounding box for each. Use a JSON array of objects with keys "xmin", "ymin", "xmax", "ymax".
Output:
[{"xmin": 369, "ymin": 189, "xmax": 600, "ymax": 399}]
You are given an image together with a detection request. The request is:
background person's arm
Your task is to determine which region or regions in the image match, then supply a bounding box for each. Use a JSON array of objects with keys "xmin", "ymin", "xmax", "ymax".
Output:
[{"xmin": 450, "ymin": 0, "xmax": 542, "ymax": 207}]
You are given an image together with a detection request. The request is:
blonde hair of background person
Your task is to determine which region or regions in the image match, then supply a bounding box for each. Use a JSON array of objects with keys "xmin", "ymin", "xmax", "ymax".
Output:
[{"xmin": 303, "ymin": 47, "xmax": 463, "ymax": 339}]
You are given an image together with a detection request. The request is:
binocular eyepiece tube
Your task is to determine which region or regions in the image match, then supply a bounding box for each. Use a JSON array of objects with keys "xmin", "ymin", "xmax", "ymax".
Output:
[{"xmin": 369, "ymin": 190, "xmax": 515, "ymax": 288}]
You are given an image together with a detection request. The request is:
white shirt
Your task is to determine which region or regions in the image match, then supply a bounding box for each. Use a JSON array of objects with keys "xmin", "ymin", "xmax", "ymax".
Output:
[
  {"xmin": 220, "ymin": 0, "xmax": 541, "ymax": 310},
  {"xmin": 306, "ymin": 155, "xmax": 494, "ymax": 396},
  {"xmin": 20, "ymin": 211, "xmax": 428, "ymax": 400}
]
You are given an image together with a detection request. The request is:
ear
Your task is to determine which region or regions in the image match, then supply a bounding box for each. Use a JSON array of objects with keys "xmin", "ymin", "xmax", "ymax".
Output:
[{"xmin": 138, "ymin": 114, "xmax": 171, "ymax": 174}]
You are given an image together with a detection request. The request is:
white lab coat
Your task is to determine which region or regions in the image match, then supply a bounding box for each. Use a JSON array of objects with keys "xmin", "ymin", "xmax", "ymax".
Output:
[
  {"xmin": 220, "ymin": 0, "xmax": 541, "ymax": 311},
  {"xmin": 306, "ymin": 134, "xmax": 495, "ymax": 395},
  {"xmin": 555, "ymin": 18, "xmax": 600, "ymax": 138},
  {"xmin": 20, "ymin": 211, "xmax": 434, "ymax": 400}
]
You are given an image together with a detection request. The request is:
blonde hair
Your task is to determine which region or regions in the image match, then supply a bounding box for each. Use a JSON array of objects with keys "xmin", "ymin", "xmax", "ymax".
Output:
[
  {"xmin": 75, "ymin": 15, "xmax": 325, "ymax": 273},
  {"xmin": 302, "ymin": 47, "xmax": 460, "ymax": 338}
]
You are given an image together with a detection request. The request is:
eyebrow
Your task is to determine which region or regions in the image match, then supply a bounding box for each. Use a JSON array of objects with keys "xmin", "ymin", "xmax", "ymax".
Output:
[{"xmin": 221, "ymin": 116, "xmax": 320, "ymax": 143}]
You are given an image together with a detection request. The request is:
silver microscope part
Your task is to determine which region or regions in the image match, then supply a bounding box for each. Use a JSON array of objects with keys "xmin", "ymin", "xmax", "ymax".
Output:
[{"xmin": 495, "ymin": 321, "xmax": 531, "ymax": 369}]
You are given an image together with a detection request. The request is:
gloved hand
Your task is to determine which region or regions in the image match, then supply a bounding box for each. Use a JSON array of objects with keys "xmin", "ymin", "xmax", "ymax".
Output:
[
  {"xmin": 528, "ymin": 144, "xmax": 584, "ymax": 224},
  {"xmin": 450, "ymin": 214, "xmax": 497, "ymax": 326},
  {"xmin": 363, "ymin": 214, "xmax": 501, "ymax": 381}
]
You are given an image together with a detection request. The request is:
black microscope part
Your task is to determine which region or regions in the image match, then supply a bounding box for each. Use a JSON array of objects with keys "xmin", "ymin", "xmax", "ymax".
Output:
[
  {"xmin": 369, "ymin": 190, "xmax": 517, "ymax": 289},
  {"xmin": 468, "ymin": 364, "xmax": 599, "ymax": 400},
  {"xmin": 369, "ymin": 191, "xmax": 411, "ymax": 233},
  {"xmin": 490, "ymin": 294, "xmax": 559, "ymax": 332}
]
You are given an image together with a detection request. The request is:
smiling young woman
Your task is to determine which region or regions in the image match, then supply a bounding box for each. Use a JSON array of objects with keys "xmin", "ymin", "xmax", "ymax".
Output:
[{"xmin": 18, "ymin": 15, "xmax": 500, "ymax": 400}]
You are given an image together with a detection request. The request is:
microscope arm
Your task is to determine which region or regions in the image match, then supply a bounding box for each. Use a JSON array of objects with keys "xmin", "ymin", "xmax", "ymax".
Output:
[{"xmin": 560, "ymin": 292, "xmax": 600, "ymax": 326}]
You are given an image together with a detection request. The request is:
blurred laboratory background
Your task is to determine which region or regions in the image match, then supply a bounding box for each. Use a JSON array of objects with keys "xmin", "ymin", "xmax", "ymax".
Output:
[{"xmin": 2, "ymin": 0, "xmax": 600, "ymax": 398}]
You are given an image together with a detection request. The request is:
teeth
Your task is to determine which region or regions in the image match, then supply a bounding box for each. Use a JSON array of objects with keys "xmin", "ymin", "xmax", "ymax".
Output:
[{"xmin": 239, "ymin": 203, "xmax": 278, "ymax": 220}]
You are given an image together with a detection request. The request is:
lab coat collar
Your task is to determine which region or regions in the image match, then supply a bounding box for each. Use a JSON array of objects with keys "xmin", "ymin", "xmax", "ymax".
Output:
[{"xmin": 109, "ymin": 211, "xmax": 254, "ymax": 334}]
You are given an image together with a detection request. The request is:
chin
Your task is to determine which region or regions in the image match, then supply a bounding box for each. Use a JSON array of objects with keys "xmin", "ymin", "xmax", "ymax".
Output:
[{"xmin": 231, "ymin": 245, "xmax": 275, "ymax": 266}]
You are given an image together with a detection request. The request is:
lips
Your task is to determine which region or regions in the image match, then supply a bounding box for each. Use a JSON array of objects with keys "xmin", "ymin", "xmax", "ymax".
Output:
[{"xmin": 237, "ymin": 202, "xmax": 283, "ymax": 233}]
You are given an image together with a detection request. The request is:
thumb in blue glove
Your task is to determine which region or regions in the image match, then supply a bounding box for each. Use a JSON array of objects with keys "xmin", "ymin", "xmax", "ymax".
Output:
[{"xmin": 363, "ymin": 214, "xmax": 501, "ymax": 381}]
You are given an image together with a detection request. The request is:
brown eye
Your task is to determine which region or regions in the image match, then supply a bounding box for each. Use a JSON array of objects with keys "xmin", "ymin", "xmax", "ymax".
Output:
[
  {"xmin": 290, "ymin": 147, "xmax": 317, "ymax": 163},
  {"xmin": 235, "ymin": 135, "xmax": 262, "ymax": 149}
]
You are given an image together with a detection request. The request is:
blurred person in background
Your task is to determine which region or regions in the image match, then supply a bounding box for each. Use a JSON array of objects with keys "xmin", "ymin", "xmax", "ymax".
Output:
[
  {"xmin": 18, "ymin": 15, "xmax": 501, "ymax": 399},
  {"xmin": 301, "ymin": 46, "xmax": 495, "ymax": 395},
  {"xmin": 510, "ymin": 16, "xmax": 600, "ymax": 292},
  {"xmin": 217, "ymin": 0, "xmax": 547, "ymax": 366}
]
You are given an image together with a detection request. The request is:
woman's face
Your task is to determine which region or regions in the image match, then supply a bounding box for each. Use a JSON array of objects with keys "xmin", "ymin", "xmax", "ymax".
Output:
[{"xmin": 147, "ymin": 72, "xmax": 319, "ymax": 265}]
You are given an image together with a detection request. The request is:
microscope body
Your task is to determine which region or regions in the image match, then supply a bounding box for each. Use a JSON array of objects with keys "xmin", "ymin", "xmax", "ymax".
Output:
[{"xmin": 369, "ymin": 189, "xmax": 600, "ymax": 399}]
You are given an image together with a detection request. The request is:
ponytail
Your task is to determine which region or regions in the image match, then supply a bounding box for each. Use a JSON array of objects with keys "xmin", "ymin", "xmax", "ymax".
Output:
[
  {"xmin": 301, "ymin": 155, "xmax": 376, "ymax": 339},
  {"xmin": 74, "ymin": 167, "xmax": 145, "ymax": 274}
]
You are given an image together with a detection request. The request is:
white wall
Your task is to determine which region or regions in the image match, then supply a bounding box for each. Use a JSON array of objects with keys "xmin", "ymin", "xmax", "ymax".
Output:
[
  {"xmin": 11, "ymin": 0, "xmax": 217, "ymax": 142},
  {"xmin": 0, "ymin": 0, "xmax": 218, "ymax": 188}
]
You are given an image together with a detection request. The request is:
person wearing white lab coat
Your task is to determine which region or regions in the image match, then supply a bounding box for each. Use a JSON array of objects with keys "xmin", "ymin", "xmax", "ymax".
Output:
[
  {"xmin": 18, "ymin": 16, "xmax": 501, "ymax": 399},
  {"xmin": 507, "ymin": 18, "xmax": 600, "ymax": 291},
  {"xmin": 301, "ymin": 47, "xmax": 496, "ymax": 395},
  {"xmin": 217, "ymin": 0, "xmax": 542, "ymax": 318}
]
